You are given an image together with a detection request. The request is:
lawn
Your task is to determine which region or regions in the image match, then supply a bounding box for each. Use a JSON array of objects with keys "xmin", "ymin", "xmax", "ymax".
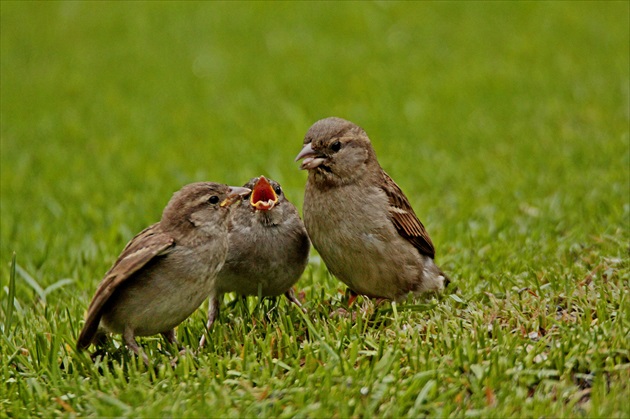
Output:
[{"xmin": 1, "ymin": 1, "xmax": 628, "ymax": 417}]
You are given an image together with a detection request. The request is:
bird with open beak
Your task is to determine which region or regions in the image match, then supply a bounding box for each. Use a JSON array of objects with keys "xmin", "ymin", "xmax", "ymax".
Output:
[
  {"xmin": 76, "ymin": 182, "xmax": 250, "ymax": 363},
  {"xmin": 295, "ymin": 117, "xmax": 450, "ymax": 304},
  {"xmin": 200, "ymin": 176, "xmax": 310, "ymax": 346}
]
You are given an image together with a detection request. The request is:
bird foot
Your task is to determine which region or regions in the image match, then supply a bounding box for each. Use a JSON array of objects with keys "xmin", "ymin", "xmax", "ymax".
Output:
[
  {"xmin": 169, "ymin": 347, "xmax": 192, "ymax": 367},
  {"xmin": 330, "ymin": 307, "xmax": 358, "ymax": 321},
  {"xmin": 199, "ymin": 296, "xmax": 221, "ymax": 348},
  {"xmin": 284, "ymin": 288, "xmax": 307, "ymax": 313}
]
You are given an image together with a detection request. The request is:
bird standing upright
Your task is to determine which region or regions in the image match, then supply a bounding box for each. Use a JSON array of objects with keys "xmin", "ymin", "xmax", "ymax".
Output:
[
  {"xmin": 295, "ymin": 117, "xmax": 449, "ymax": 302},
  {"xmin": 76, "ymin": 182, "xmax": 250, "ymax": 362},
  {"xmin": 200, "ymin": 176, "xmax": 310, "ymax": 345}
]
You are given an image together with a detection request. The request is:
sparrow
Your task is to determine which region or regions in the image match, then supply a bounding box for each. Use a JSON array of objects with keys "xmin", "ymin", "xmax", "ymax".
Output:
[
  {"xmin": 199, "ymin": 176, "xmax": 310, "ymax": 345},
  {"xmin": 76, "ymin": 182, "xmax": 250, "ymax": 362},
  {"xmin": 295, "ymin": 117, "xmax": 450, "ymax": 303}
]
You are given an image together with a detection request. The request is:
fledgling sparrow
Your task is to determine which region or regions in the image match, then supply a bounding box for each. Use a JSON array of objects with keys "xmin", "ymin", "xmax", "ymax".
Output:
[
  {"xmin": 199, "ymin": 176, "xmax": 310, "ymax": 346},
  {"xmin": 295, "ymin": 117, "xmax": 450, "ymax": 302},
  {"xmin": 76, "ymin": 182, "xmax": 250, "ymax": 362}
]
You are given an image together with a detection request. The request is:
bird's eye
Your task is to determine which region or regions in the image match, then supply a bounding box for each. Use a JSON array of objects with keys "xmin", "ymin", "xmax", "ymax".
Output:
[
  {"xmin": 208, "ymin": 195, "xmax": 220, "ymax": 205},
  {"xmin": 330, "ymin": 140, "xmax": 342, "ymax": 152},
  {"xmin": 274, "ymin": 185, "xmax": 282, "ymax": 195}
]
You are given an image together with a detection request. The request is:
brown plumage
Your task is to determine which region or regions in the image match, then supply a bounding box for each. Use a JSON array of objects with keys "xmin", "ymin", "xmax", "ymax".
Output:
[
  {"xmin": 381, "ymin": 171, "xmax": 435, "ymax": 259},
  {"xmin": 199, "ymin": 176, "xmax": 310, "ymax": 346},
  {"xmin": 76, "ymin": 224, "xmax": 175, "ymax": 351},
  {"xmin": 76, "ymin": 182, "xmax": 250, "ymax": 361},
  {"xmin": 295, "ymin": 117, "xmax": 449, "ymax": 301}
]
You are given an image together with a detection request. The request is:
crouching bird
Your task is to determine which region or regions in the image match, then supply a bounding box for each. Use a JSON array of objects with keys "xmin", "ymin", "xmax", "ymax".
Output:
[
  {"xmin": 295, "ymin": 117, "xmax": 450, "ymax": 304},
  {"xmin": 76, "ymin": 182, "xmax": 250, "ymax": 363},
  {"xmin": 199, "ymin": 176, "xmax": 310, "ymax": 346}
]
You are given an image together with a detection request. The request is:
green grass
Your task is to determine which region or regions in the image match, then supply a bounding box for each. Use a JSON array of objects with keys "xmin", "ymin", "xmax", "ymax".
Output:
[{"xmin": 1, "ymin": 1, "xmax": 628, "ymax": 417}]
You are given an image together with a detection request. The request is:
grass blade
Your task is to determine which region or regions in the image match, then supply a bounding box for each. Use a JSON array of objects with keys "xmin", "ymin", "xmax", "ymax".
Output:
[
  {"xmin": 16, "ymin": 263, "xmax": 46, "ymax": 303},
  {"xmin": 4, "ymin": 252, "xmax": 17, "ymax": 335},
  {"xmin": 43, "ymin": 278, "xmax": 74, "ymax": 296}
]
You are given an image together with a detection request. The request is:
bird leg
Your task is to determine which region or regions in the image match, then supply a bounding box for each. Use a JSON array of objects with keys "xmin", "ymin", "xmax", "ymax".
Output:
[
  {"xmin": 160, "ymin": 329, "xmax": 191, "ymax": 362},
  {"xmin": 284, "ymin": 287, "xmax": 307, "ymax": 313},
  {"xmin": 161, "ymin": 329, "xmax": 181, "ymax": 350},
  {"xmin": 374, "ymin": 297, "xmax": 389, "ymax": 307},
  {"xmin": 346, "ymin": 289, "xmax": 359, "ymax": 307},
  {"xmin": 199, "ymin": 295, "xmax": 221, "ymax": 348},
  {"xmin": 330, "ymin": 289, "xmax": 360, "ymax": 319},
  {"xmin": 123, "ymin": 326, "xmax": 148, "ymax": 366}
]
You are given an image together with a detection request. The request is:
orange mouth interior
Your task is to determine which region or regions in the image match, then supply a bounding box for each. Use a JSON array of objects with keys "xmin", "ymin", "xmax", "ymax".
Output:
[{"xmin": 250, "ymin": 176, "xmax": 278, "ymax": 211}]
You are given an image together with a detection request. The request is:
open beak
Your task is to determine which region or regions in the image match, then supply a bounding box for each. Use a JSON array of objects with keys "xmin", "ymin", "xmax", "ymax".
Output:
[
  {"xmin": 220, "ymin": 186, "xmax": 251, "ymax": 207},
  {"xmin": 250, "ymin": 176, "xmax": 278, "ymax": 211},
  {"xmin": 295, "ymin": 142, "xmax": 326, "ymax": 170}
]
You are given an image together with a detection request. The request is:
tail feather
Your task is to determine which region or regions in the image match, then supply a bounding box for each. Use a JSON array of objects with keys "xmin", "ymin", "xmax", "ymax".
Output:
[
  {"xmin": 420, "ymin": 256, "xmax": 450, "ymax": 293},
  {"xmin": 76, "ymin": 316, "xmax": 101, "ymax": 350}
]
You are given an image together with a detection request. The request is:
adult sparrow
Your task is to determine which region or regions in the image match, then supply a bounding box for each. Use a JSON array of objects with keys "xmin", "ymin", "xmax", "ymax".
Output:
[
  {"xmin": 199, "ymin": 176, "xmax": 310, "ymax": 345},
  {"xmin": 295, "ymin": 117, "xmax": 449, "ymax": 302},
  {"xmin": 76, "ymin": 182, "xmax": 250, "ymax": 362}
]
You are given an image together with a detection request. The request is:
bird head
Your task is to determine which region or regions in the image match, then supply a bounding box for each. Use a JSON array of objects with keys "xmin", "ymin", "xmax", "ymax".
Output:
[
  {"xmin": 249, "ymin": 175, "xmax": 280, "ymax": 211},
  {"xmin": 295, "ymin": 117, "xmax": 378, "ymax": 186},
  {"xmin": 162, "ymin": 182, "xmax": 250, "ymax": 234}
]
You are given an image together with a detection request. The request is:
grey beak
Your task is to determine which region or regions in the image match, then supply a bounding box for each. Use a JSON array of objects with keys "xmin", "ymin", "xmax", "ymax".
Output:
[
  {"xmin": 295, "ymin": 143, "xmax": 326, "ymax": 170},
  {"xmin": 295, "ymin": 142, "xmax": 315, "ymax": 162},
  {"xmin": 221, "ymin": 186, "xmax": 251, "ymax": 207}
]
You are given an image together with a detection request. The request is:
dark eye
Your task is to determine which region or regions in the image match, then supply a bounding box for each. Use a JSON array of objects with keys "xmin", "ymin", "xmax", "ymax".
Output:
[
  {"xmin": 330, "ymin": 140, "xmax": 341, "ymax": 152},
  {"xmin": 208, "ymin": 195, "xmax": 220, "ymax": 205},
  {"xmin": 274, "ymin": 185, "xmax": 282, "ymax": 195}
]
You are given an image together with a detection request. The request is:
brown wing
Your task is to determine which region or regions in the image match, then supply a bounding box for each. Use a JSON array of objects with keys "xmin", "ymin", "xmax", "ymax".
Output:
[
  {"xmin": 380, "ymin": 171, "xmax": 435, "ymax": 259},
  {"xmin": 76, "ymin": 223, "xmax": 175, "ymax": 349}
]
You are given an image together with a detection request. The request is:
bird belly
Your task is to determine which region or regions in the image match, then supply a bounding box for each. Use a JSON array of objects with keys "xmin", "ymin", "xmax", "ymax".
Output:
[
  {"xmin": 101, "ymin": 252, "xmax": 220, "ymax": 337},
  {"xmin": 216, "ymin": 220, "xmax": 308, "ymax": 297},
  {"xmin": 305, "ymin": 186, "xmax": 422, "ymax": 300},
  {"xmin": 319, "ymin": 230, "xmax": 421, "ymax": 299}
]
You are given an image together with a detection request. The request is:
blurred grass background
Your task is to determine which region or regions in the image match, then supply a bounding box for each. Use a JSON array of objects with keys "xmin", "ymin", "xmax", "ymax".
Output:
[
  {"xmin": 1, "ymin": 1, "xmax": 628, "ymax": 417},
  {"xmin": 2, "ymin": 1, "xmax": 626, "ymax": 293}
]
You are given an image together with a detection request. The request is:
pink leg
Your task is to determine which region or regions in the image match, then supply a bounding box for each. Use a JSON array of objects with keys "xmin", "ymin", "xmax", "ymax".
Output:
[
  {"xmin": 199, "ymin": 294, "xmax": 221, "ymax": 348},
  {"xmin": 123, "ymin": 326, "xmax": 148, "ymax": 365},
  {"xmin": 284, "ymin": 287, "xmax": 307, "ymax": 313}
]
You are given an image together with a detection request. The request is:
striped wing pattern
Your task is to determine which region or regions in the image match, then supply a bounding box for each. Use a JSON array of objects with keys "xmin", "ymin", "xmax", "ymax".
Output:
[
  {"xmin": 77, "ymin": 224, "xmax": 175, "ymax": 349},
  {"xmin": 381, "ymin": 171, "xmax": 435, "ymax": 259}
]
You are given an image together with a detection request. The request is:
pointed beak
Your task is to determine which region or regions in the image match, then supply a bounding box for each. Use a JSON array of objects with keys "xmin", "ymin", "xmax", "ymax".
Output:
[
  {"xmin": 295, "ymin": 142, "xmax": 326, "ymax": 170},
  {"xmin": 220, "ymin": 186, "xmax": 251, "ymax": 207},
  {"xmin": 250, "ymin": 176, "xmax": 278, "ymax": 211}
]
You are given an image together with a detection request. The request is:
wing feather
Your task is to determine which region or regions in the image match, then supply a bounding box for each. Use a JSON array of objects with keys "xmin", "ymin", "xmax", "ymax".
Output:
[
  {"xmin": 380, "ymin": 171, "xmax": 435, "ymax": 259},
  {"xmin": 76, "ymin": 223, "xmax": 175, "ymax": 349}
]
